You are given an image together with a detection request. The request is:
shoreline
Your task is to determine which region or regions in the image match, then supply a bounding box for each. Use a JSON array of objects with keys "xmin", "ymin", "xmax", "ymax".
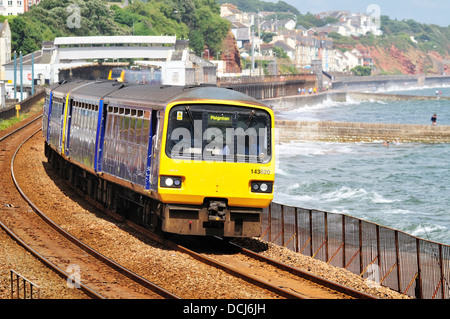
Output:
[{"xmin": 264, "ymin": 86, "xmax": 450, "ymax": 144}]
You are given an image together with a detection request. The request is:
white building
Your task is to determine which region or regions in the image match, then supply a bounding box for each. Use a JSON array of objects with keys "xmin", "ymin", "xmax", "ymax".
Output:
[
  {"xmin": 0, "ymin": 19, "xmax": 11, "ymax": 80},
  {"xmin": 0, "ymin": 0, "xmax": 41, "ymax": 16},
  {"xmin": 3, "ymin": 43, "xmax": 88, "ymax": 100}
]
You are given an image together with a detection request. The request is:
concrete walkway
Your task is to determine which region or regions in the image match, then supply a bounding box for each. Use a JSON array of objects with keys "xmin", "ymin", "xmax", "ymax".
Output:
[{"xmin": 276, "ymin": 120, "xmax": 450, "ymax": 143}]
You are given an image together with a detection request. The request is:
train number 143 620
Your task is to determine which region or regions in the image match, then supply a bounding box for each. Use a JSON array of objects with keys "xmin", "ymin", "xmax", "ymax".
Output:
[{"xmin": 251, "ymin": 169, "xmax": 271, "ymax": 175}]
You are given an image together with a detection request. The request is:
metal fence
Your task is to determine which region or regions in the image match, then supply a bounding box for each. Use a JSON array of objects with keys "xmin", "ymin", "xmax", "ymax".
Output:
[
  {"xmin": 261, "ymin": 202, "xmax": 450, "ymax": 299},
  {"xmin": 10, "ymin": 270, "xmax": 40, "ymax": 299}
]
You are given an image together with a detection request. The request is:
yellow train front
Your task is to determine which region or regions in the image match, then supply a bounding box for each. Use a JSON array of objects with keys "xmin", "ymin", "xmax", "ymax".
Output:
[
  {"xmin": 158, "ymin": 89, "xmax": 275, "ymax": 237},
  {"xmin": 43, "ymin": 82, "xmax": 274, "ymax": 238}
]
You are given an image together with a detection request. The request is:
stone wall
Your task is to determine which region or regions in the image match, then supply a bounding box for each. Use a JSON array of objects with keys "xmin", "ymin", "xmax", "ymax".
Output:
[{"xmin": 276, "ymin": 120, "xmax": 450, "ymax": 143}]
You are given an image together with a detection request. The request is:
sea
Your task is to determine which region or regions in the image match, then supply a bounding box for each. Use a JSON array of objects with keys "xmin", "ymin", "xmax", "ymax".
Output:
[{"xmin": 274, "ymin": 85, "xmax": 450, "ymax": 245}]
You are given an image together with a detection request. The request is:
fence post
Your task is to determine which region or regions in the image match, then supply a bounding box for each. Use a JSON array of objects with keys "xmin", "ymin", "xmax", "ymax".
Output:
[
  {"xmin": 342, "ymin": 214, "xmax": 346, "ymax": 269},
  {"xmin": 439, "ymin": 245, "xmax": 444, "ymax": 299},
  {"xmin": 416, "ymin": 238, "xmax": 423, "ymax": 299},
  {"xmin": 395, "ymin": 231, "xmax": 401, "ymax": 293},
  {"xmin": 359, "ymin": 220, "xmax": 363, "ymax": 275},
  {"xmin": 325, "ymin": 212, "xmax": 329, "ymax": 263},
  {"xmin": 268, "ymin": 203, "xmax": 272, "ymax": 243},
  {"xmin": 309, "ymin": 210, "xmax": 313, "ymax": 257},
  {"xmin": 376, "ymin": 225, "xmax": 381, "ymax": 273},
  {"xmin": 281, "ymin": 205, "xmax": 285, "ymax": 246},
  {"xmin": 294, "ymin": 207, "xmax": 299, "ymax": 253},
  {"xmin": 10, "ymin": 270, "xmax": 40, "ymax": 299}
]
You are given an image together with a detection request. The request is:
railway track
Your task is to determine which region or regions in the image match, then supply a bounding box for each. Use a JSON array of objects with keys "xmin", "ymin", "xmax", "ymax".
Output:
[
  {"xmin": 0, "ymin": 114, "xmax": 178, "ymax": 299},
  {"xmin": 116, "ymin": 214, "xmax": 379, "ymax": 299},
  {"xmin": 3, "ymin": 113, "xmax": 382, "ymax": 300},
  {"xmin": 163, "ymin": 235, "xmax": 379, "ymax": 299}
]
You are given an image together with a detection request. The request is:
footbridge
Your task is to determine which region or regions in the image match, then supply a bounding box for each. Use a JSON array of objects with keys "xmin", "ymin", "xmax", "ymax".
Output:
[{"xmin": 54, "ymin": 36, "xmax": 178, "ymax": 61}]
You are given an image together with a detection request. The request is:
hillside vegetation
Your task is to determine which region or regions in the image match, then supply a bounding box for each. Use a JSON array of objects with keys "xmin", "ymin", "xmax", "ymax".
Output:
[
  {"xmin": 1, "ymin": 0, "xmax": 229, "ymax": 57},
  {"xmin": 221, "ymin": 0, "xmax": 450, "ymax": 74},
  {"xmin": 3, "ymin": 0, "xmax": 450, "ymax": 74}
]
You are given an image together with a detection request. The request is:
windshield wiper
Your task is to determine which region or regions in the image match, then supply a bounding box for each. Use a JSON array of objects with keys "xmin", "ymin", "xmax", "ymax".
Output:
[
  {"xmin": 245, "ymin": 110, "xmax": 256, "ymax": 128},
  {"xmin": 185, "ymin": 106, "xmax": 201, "ymax": 138},
  {"xmin": 185, "ymin": 106, "xmax": 194, "ymax": 125}
]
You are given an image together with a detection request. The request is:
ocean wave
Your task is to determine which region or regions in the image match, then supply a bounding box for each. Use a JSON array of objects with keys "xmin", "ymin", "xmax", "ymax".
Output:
[
  {"xmin": 322, "ymin": 186, "xmax": 368, "ymax": 202},
  {"xmin": 371, "ymin": 192, "xmax": 399, "ymax": 204},
  {"xmin": 318, "ymin": 187, "xmax": 400, "ymax": 205},
  {"xmin": 409, "ymin": 223, "xmax": 447, "ymax": 239},
  {"xmin": 276, "ymin": 141, "xmax": 357, "ymax": 158}
]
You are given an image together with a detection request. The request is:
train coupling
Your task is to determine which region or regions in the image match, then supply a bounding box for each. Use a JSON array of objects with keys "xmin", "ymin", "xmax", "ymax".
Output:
[{"xmin": 207, "ymin": 201, "xmax": 227, "ymax": 222}]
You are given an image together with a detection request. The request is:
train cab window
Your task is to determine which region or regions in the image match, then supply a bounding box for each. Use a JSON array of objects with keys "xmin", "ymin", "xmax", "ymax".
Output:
[{"xmin": 166, "ymin": 104, "xmax": 271, "ymax": 163}]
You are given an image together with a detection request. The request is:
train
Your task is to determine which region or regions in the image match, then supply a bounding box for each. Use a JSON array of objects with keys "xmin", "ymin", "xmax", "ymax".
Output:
[
  {"xmin": 108, "ymin": 67, "xmax": 162, "ymax": 85},
  {"xmin": 42, "ymin": 80, "xmax": 275, "ymax": 238}
]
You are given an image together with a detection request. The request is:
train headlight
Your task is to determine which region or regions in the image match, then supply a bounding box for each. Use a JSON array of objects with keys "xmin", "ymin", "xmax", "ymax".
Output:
[
  {"xmin": 251, "ymin": 181, "xmax": 273, "ymax": 193},
  {"xmin": 160, "ymin": 176, "xmax": 182, "ymax": 188},
  {"xmin": 260, "ymin": 183, "xmax": 268, "ymax": 192}
]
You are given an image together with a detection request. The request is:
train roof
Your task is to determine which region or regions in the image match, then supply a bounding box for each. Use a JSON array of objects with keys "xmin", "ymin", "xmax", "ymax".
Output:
[
  {"xmin": 104, "ymin": 85, "xmax": 185, "ymax": 108},
  {"xmin": 49, "ymin": 80, "xmax": 268, "ymax": 109},
  {"xmin": 50, "ymin": 80, "xmax": 92, "ymax": 99},
  {"xmin": 104, "ymin": 85, "xmax": 266, "ymax": 108},
  {"xmin": 69, "ymin": 81, "xmax": 124, "ymax": 101}
]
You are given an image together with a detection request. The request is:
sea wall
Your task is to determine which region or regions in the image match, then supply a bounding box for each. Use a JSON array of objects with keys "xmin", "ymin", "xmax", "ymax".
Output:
[
  {"xmin": 275, "ymin": 120, "xmax": 450, "ymax": 143},
  {"xmin": 347, "ymin": 92, "xmax": 450, "ymax": 101},
  {"xmin": 261, "ymin": 91, "xmax": 346, "ymax": 111},
  {"xmin": 331, "ymin": 74, "xmax": 450, "ymax": 92}
]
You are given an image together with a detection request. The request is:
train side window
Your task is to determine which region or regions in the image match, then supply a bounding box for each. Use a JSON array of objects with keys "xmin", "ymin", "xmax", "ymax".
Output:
[
  {"xmin": 136, "ymin": 112, "xmax": 144, "ymax": 145},
  {"xmin": 129, "ymin": 111, "xmax": 136, "ymax": 144}
]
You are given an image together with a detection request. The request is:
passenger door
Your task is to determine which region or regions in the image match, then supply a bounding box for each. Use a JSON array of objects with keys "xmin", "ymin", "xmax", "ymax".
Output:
[{"xmin": 148, "ymin": 110, "xmax": 163, "ymax": 192}]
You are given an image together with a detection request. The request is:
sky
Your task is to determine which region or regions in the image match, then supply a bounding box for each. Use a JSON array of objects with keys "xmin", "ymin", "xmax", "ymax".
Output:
[{"xmin": 274, "ymin": 0, "xmax": 450, "ymax": 27}]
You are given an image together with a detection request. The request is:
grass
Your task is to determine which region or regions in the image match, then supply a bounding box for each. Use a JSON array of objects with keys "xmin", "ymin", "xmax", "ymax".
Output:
[{"xmin": 0, "ymin": 99, "xmax": 44, "ymax": 131}]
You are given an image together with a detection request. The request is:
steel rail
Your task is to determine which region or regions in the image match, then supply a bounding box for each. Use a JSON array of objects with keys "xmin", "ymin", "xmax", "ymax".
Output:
[
  {"xmin": 226, "ymin": 239, "xmax": 379, "ymax": 299},
  {"xmin": 8, "ymin": 126, "xmax": 179, "ymax": 300},
  {"xmin": 1, "ymin": 120, "xmax": 103, "ymax": 299},
  {"xmin": 78, "ymin": 181, "xmax": 379, "ymax": 299},
  {"xmin": 0, "ymin": 113, "xmax": 43, "ymax": 142},
  {"xmin": 120, "ymin": 221, "xmax": 308, "ymax": 299}
]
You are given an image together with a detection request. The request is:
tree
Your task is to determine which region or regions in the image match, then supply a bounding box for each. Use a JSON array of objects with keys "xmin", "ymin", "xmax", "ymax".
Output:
[
  {"xmin": 351, "ymin": 65, "xmax": 372, "ymax": 76},
  {"xmin": 10, "ymin": 16, "xmax": 42, "ymax": 54},
  {"xmin": 189, "ymin": 6, "xmax": 230, "ymax": 56}
]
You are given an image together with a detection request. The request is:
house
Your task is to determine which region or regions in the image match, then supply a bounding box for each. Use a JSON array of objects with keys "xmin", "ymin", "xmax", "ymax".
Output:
[
  {"xmin": 0, "ymin": 19, "xmax": 11, "ymax": 80},
  {"xmin": 231, "ymin": 21, "xmax": 250, "ymax": 48},
  {"xmin": 273, "ymin": 19, "xmax": 296, "ymax": 31},
  {"xmin": 316, "ymin": 11, "xmax": 351, "ymax": 21},
  {"xmin": 0, "ymin": 0, "xmax": 41, "ymax": 16},
  {"xmin": 260, "ymin": 43, "xmax": 274, "ymax": 57},
  {"xmin": 220, "ymin": 3, "xmax": 241, "ymax": 19},
  {"xmin": 316, "ymin": 10, "xmax": 382, "ymax": 36},
  {"xmin": 343, "ymin": 50, "xmax": 362, "ymax": 70},
  {"xmin": 220, "ymin": 3, "xmax": 253, "ymax": 25},
  {"xmin": 273, "ymin": 40, "xmax": 295, "ymax": 60},
  {"xmin": 355, "ymin": 48, "xmax": 373, "ymax": 67}
]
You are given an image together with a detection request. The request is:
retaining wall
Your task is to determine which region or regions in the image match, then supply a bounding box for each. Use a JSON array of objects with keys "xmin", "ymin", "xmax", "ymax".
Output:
[
  {"xmin": 276, "ymin": 120, "xmax": 450, "ymax": 143},
  {"xmin": 0, "ymin": 89, "xmax": 45, "ymax": 120}
]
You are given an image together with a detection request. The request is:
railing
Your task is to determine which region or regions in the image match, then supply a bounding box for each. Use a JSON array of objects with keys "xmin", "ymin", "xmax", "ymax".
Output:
[
  {"xmin": 261, "ymin": 202, "xmax": 450, "ymax": 299},
  {"xmin": 10, "ymin": 270, "xmax": 40, "ymax": 299}
]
